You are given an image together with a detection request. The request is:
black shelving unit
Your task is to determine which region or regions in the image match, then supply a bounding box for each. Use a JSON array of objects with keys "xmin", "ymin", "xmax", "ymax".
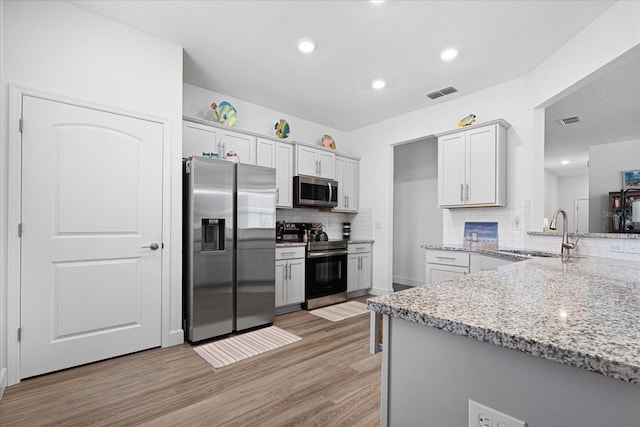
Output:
[{"xmin": 608, "ymin": 189, "xmax": 640, "ymax": 233}]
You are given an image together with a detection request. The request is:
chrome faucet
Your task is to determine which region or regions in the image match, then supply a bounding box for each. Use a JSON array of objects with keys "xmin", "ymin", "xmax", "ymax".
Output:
[{"xmin": 549, "ymin": 209, "xmax": 578, "ymax": 255}]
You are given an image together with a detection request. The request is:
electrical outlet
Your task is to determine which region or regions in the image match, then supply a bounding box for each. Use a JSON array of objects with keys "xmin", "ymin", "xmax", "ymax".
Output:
[
  {"xmin": 513, "ymin": 215, "xmax": 521, "ymax": 230},
  {"xmin": 469, "ymin": 400, "xmax": 526, "ymax": 427}
]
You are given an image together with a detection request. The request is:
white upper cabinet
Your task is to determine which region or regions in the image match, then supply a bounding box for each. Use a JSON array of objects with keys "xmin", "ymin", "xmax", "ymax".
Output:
[
  {"xmin": 255, "ymin": 137, "xmax": 293, "ymax": 208},
  {"xmin": 219, "ymin": 129, "xmax": 256, "ymax": 165},
  {"xmin": 182, "ymin": 121, "xmax": 222, "ymax": 158},
  {"xmin": 256, "ymin": 137, "xmax": 276, "ymax": 168},
  {"xmin": 276, "ymin": 142, "xmax": 294, "ymax": 208},
  {"xmin": 182, "ymin": 119, "xmax": 256, "ymax": 165},
  {"xmin": 295, "ymin": 145, "xmax": 335, "ymax": 179},
  {"xmin": 334, "ymin": 155, "xmax": 359, "ymax": 212},
  {"xmin": 437, "ymin": 119, "xmax": 510, "ymax": 208}
]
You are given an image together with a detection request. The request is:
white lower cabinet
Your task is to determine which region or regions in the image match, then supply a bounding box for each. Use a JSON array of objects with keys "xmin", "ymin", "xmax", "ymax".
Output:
[
  {"xmin": 275, "ymin": 247, "xmax": 305, "ymax": 311},
  {"xmin": 425, "ymin": 250, "xmax": 470, "ymax": 284},
  {"xmin": 348, "ymin": 243, "xmax": 372, "ymax": 292},
  {"xmin": 426, "ymin": 249, "xmax": 516, "ymax": 284}
]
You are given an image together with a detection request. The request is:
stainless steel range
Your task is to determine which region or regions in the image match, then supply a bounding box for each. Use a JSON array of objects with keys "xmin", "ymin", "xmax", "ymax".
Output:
[
  {"xmin": 276, "ymin": 222, "xmax": 348, "ymax": 310},
  {"xmin": 304, "ymin": 238, "xmax": 348, "ymax": 310}
]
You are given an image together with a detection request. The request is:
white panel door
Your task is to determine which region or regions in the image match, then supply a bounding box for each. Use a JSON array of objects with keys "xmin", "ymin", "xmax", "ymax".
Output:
[{"xmin": 20, "ymin": 95, "xmax": 163, "ymax": 379}]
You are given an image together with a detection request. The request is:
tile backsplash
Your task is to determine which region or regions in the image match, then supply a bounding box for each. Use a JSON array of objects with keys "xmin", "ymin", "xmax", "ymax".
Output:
[
  {"xmin": 276, "ymin": 207, "xmax": 374, "ymax": 241},
  {"xmin": 442, "ymin": 200, "xmax": 530, "ymax": 249}
]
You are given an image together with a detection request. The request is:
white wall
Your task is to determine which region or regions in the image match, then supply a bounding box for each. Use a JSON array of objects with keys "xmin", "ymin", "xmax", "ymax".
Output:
[
  {"xmin": 184, "ymin": 83, "xmax": 349, "ymax": 153},
  {"xmin": 589, "ymin": 139, "xmax": 640, "ymax": 232},
  {"xmin": 393, "ymin": 138, "xmax": 440, "ymax": 286},
  {"xmin": 544, "ymin": 170, "xmax": 559, "ymax": 223},
  {"xmin": 558, "ymin": 175, "xmax": 589, "ymax": 232},
  {"xmin": 0, "ymin": 0, "xmax": 183, "ymax": 385},
  {"xmin": 0, "ymin": 0, "xmax": 6, "ymax": 399},
  {"xmin": 347, "ymin": 77, "xmax": 531, "ymax": 294},
  {"xmin": 528, "ymin": 1, "xmax": 640, "ymax": 232},
  {"xmin": 349, "ymin": 0, "xmax": 640, "ymax": 294}
]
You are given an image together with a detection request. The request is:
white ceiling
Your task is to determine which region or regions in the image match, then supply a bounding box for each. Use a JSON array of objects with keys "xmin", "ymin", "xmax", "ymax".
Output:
[
  {"xmin": 69, "ymin": 0, "xmax": 617, "ymax": 133},
  {"xmin": 544, "ymin": 45, "xmax": 640, "ymax": 177}
]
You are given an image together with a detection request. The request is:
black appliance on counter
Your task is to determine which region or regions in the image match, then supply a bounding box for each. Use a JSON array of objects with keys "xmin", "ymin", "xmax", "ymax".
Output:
[{"xmin": 275, "ymin": 221, "xmax": 348, "ymax": 309}]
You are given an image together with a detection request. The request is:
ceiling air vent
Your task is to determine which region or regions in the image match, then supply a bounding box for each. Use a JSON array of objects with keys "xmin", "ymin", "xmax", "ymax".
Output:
[
  {"xmin": 557, "ymin": 116, "xmax": 582, "ymax": 125},
  {"xmin": 426, "ymin": 86, "xmax": 458, "ymax": 100}
]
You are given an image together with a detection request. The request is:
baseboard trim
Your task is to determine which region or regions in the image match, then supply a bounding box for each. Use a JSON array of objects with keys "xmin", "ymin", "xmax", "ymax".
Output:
[
  {"xmin": 369, "ymin": 286, "xmax": 392, "ymax": 296},
  {"xmin": 167, "ymin": 329, "xmax": 185, "ymax": 347},
  {"xmin": 392, "ymin": 276, "xmax": 423, "ymax": 287},
  {"xmin": 0, "ymin": 368, "xmax": 7, "ymax": 401}
]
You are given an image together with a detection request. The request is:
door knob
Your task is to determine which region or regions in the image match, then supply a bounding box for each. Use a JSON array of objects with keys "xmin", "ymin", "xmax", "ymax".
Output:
[{"xmin": 142, "ymin": 243, "xmax": 160, "ymax": 250}]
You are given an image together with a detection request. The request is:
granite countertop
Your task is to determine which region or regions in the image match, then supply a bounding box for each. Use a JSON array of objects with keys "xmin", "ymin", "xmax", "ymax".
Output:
[
  {"xmin": 276, "ymin": 239, "xmax": 374, "ymax": 247},
  {"xmin": 275, "ymin": 242, "xmax": 307, "ymax": 247},
  {"xmin": 528, "ymin": 230, "xmax": 640, "ymax": 240},
  {"xmin": 423, "ymin": 244, "xmax": 559, "ymax": 261},
  {"xmin": 348, "ymin": 239, "xmax": 375, "ymax": 244},
  {"xmin": 368, "ymin": 256, "xmax": 640, "ymax": 384}
]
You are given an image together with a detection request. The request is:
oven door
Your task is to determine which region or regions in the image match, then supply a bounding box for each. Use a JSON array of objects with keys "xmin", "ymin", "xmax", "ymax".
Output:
[{"xmin": 305, "ymin": 250, "xmax": 347, "ymax": 300}]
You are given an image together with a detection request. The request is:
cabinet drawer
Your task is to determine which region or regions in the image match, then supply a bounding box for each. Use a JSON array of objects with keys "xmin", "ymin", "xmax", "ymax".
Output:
[
  {"xmin": 426, "ymin": 250, "xmax": 470, "ymax": 267},
  {"xmin": 276, "ymin": 246, "xmax": 305, "ymax": 260},
  {"xmin": 348, "ymin": 243, "xmax": 372, "ymax": 254}
]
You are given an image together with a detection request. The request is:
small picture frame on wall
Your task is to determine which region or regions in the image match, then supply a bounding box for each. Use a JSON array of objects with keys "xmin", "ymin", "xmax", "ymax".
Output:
[{"xmin": 622, "ymin": 170, "xmax": 640, "ymax": 189}]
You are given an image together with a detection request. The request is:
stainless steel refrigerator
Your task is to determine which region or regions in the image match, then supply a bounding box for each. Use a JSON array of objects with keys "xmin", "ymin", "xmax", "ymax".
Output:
[{"xmin": 183, "ymin": 156, "xmax": 276, "ymax": 343}]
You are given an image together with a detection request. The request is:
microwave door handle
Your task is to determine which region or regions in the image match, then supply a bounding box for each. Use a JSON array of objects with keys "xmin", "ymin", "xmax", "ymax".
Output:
[{"xmin": 328, "ymin": 182, "xmax": 332, "ymax": 202}]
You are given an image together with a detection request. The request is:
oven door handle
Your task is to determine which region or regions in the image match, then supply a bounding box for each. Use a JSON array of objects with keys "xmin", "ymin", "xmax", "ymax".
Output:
[{"xmin": 307, "ymin": 249, "xmax": 348, "ymax": 258}]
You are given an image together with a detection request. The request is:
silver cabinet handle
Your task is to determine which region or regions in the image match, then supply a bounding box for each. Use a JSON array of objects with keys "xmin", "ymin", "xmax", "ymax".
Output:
[
  {"xmin": 346, "ymin": 195, "xmax": 349, "ymax": 208},
  {"xmin": 435, "ymin": 256, "xmax": 456, "ymax": 260},
  {"xmin": 276, "ymin": 187, "xmax": 280, "ymax": 203},
  {"xmin": 217, "ymin": 142, "xmax": 222, "ymax": 156},
  {"xmin": 460, "ymin": 184, "xmax": 464, "ymax": 202},
  {"xmin": 465, "ymin": 183, "xmax": 469, "ymax": 201},
  {"xmin": 283, "ymin": 264, "xmax": 287, "ymax": 281},
  {"xmin": 288, "ymin": 263, "xmax": 292, "ymax": 280},
  {"xmin": 142, "ymin": 243, "xmax": 159, "ymax": 250}
]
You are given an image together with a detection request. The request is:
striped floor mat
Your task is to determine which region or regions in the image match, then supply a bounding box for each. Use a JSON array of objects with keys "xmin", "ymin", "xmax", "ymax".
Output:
[
  {"xmin": 309, "ymin": 301, "xmax": 369, "ymax": 322},
  {"xmin": 193, "ymin": 326, "xmax": 302, "ymax": 368}
]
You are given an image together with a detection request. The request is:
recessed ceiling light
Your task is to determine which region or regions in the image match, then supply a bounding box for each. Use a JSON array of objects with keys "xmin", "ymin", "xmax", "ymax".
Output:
[
  {"xmin": 298, "ymin": 39, "xmax": 316, "ymax": 53},
  {"xmin": 370, "ymin": 0, "xmax": 385, "ymax": 3},
  {"xmin": 561, "ymin": 160, "xmax": 570, "ymax": 165},
  {"xmin": 441, "ymin": 48, "xmax": 458, "ymax": 61},
  {"xmin": 372, "ymin": 79, "xmax": 386, "ymax": 90}
]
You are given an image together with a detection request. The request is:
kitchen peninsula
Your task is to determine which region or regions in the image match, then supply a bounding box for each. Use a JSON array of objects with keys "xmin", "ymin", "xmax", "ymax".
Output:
[{"xmin": 368, "ymin": 255, "xmax": 640, "ymax": 426}]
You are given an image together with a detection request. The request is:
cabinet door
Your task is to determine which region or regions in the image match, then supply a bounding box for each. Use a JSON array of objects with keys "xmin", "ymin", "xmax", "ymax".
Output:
[
  {"xmin": 256, "ymin": 137, "xmax": 276, "ymax": 168},
  {"xmin": 334, "ymin": 157, "xmax": 347, "ymax": 210},
  {"xmin": 466, "ymin": 125, "xmax": 497, "ymax": 205},
  {"xmin": 275, "ymin": 261, "xmax": 287, "ymax": 307},
  {"xmin": 296, "ymin": 145, "xmax": 319, "ymax": 176},
  {"xmin": 286, "ymin": 259, "xmax": 305, "ymax": 304},
  {"xmin": 438, "ymin": 132, "xmax": 466, "ymax": 206},
  {"xmin": 347, "ymin": 254, "xmax": 360, "ymax": 292},
  {"xmin": 220, "ymin": 130, "xmax": 256, "ymax": 164},
  {"xmin": 317, "ymin": 150, "xmax": 335, "ymax": 179},
  {"xmin": 359, "ymin": 253, "xmax": 371, "ymax": 289},
  {"xmin": 426, "ymin": 264, "xmax": 468, "ymax": 284},
  {"xmin": 183, "ymin": 121, "xmax": 221, "ymax": 158},
  {"xmin": 275, "ymin": 143, "xmax": 293, "ymax": 208},
  {"xmin": 344, "ymin": 158, "xmax": 358, "ymax": 211}
]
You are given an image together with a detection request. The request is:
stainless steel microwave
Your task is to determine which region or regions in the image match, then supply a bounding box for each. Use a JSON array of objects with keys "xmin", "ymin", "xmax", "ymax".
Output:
[{"xmin": 293, "ymin": 175, "xmax": 338, "ymax": 208}]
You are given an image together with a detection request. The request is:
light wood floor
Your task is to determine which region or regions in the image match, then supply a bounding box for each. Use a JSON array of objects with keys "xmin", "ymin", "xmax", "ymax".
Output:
[{"xmin": 0, "ymin": 296, "xmax": 381, "ymax": 426}]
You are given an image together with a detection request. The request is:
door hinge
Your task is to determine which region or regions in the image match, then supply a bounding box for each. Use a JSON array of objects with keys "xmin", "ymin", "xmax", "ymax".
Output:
[
  {"xmin": 18, "ymin": 327, "xmax": 22, "ymax": 341},
  {"xmin": 18, "ymin": 223, "xmax": 23, "ymax": 237},
  {"xmin": 19, "ymin": 118, "xmax": 24, "ymax": 133}
]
